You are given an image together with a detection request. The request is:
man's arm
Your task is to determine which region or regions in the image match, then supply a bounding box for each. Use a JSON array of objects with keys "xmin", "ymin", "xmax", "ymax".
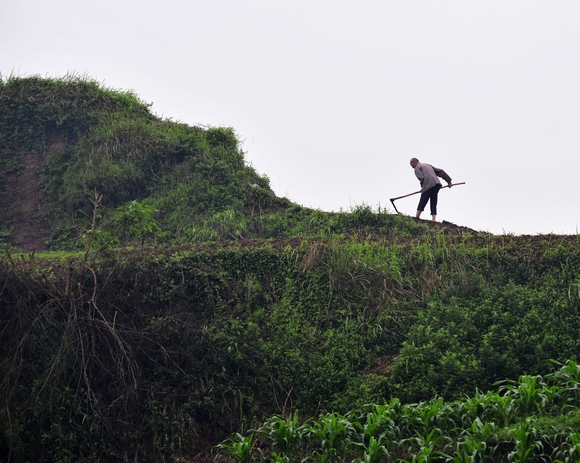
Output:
[{"xmin": 433, "ymin": 167, "xmax": 452, "ymax": 185}]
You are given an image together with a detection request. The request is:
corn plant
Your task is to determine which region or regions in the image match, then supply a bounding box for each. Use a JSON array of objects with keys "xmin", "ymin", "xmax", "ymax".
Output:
[
  {"xmin": 356, "ymin": 435, "xmax": 389, "ymax": 463},
  {"xmin": 506, "ymin": 418, "xmax": 548, "ymax": 463},
  {"xmin": 400, "ymin": 428, "xmax": 449, "ymax": 463},
  {"xmin": 500, "ymin": 375, "xmax": 554, "ymax": 418},
  {"xmin": 553, "ymin": 430, "xmax": 580, "ymax": 463},
  {"xmin": 482, "ymin": 392, "xmax": 512, "ymax": 428},
  {"xmin": 262, "ymin": 411, "xmax": 310, "ymax": 457},
  {"xmin": 309, "ymin": 412, "xmax": 356, "ymax": 463},
  {"xmin": 547, "ymin": 359, "xmax": 580, "ymax": 407},
  {"xmin": 407, "ymin": 397, "xmax": 448, "ymax": 436},
  {"xmin": 447, "ymin": 434, "xmax": 488, "ymax": 463},
  {"xmin": 215, "ymin": 432, "xmax": 256, "ymax": 463},
  {"xmin": 455, "ymin": 389, "xmax": 506, "ymax": 427},
  {"xmin": 468, "ymin": 417, "xmax": 497, "ymax": 446},
  {"xmin": 354, "ymin": 401, "xmax": 402, "ymax": 444},
  {"xmin": 269, "ymin": 451, "xmax": 291, "ymax": 463},
  {"xmin": 432, "ymin": 400, "xmax": 460, "ymax": 435},
  {"xmin": 444, "ymin": 418, "xmax": 498, "ymax": 463}
]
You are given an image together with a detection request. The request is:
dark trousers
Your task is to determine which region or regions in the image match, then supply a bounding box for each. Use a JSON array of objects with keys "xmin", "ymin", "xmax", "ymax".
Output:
[{"xmin": 417, "ymin": 184, "xmax": 442, "ymax": 215}]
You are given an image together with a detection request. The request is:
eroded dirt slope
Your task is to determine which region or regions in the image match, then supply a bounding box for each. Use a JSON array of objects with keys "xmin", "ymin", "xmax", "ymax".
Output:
[{"xmin": 0, "ymin": 149, "xmax": 50, "ymax": 252}]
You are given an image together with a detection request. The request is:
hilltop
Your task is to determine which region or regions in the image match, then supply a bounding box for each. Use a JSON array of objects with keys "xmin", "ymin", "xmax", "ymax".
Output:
[
  {"xmin": 0, "ymin": 75, "xmax": 285, "ymax": 252},
  {"xmin": 0, "ymin": 75, "xmax": 487, "ymax": 253}
]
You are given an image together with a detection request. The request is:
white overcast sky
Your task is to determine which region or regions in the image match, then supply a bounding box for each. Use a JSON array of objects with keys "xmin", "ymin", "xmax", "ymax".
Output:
[{"xmin": 2, "ymin": 1, "xmax": 579, "ymax": 235}]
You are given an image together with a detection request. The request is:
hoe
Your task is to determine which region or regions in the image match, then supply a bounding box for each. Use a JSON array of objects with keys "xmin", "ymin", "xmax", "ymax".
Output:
[{"xmin": 389, "ymin": 182, "xmax": 465, "ymax": 214}]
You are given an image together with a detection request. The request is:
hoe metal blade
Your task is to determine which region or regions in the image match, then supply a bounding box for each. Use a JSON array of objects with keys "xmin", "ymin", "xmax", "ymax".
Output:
[{"xmin": 389, "ymin": 182, "xmax": 465, "ymax": 214}]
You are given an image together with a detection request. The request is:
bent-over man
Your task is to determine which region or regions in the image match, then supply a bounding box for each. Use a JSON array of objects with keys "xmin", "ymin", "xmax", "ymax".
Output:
[{"xmin": 410, "ymin": 157, "xmax": 452, "ymax": 222}]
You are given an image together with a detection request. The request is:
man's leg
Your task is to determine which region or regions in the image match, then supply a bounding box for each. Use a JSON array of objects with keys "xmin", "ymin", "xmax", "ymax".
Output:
[
  {"xmin": 417, "ymin": 191, "xmax": 430, "ymax": 218},
  {"xmin": 429, "ymin": 185, "xmax": 441, "ymax": 221}
]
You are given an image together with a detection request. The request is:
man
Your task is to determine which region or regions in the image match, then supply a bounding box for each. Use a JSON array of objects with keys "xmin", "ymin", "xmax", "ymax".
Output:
[{"xmin": 410, "ymin": 157, "xmax": 453, "ymax": 222}]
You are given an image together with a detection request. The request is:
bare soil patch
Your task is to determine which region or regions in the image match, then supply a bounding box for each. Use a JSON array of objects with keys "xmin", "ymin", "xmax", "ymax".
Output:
[{"xmin": 0, "ymin": 149, "xmax": 50, "ymax": 252}]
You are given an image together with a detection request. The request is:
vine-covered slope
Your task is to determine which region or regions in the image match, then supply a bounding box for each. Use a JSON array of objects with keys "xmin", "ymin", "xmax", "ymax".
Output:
[{"xmin": 2, "ymin": 233, "xmax": 580, "ymax": 461}]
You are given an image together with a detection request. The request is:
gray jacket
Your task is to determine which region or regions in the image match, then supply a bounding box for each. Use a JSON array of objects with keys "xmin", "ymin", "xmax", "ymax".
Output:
[{"xmin": 414, "ymin": 163, "xmax": 452, "ymax": 192}]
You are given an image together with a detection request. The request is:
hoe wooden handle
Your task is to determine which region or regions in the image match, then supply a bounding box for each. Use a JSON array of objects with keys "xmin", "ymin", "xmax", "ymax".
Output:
[
  {"xmin": 389, "ymin": 182, "xmax": 465, "ymax": 214},
  {"xmin": 389, "ymin": 182, "xmax": 465, "ymax": 202}
]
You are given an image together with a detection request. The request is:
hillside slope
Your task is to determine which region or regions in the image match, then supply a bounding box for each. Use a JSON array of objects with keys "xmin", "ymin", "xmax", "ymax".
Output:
[
  {"xmin": 0, "ymin": 75, "xmax": 292, "ymax": 252},
  {"xmin": 1, "ymin": 75, "xmax": 486, "ymax": 253},
  {"xmin": 2, "ymin": 232, "xmax": 580, "ymax": 462}
]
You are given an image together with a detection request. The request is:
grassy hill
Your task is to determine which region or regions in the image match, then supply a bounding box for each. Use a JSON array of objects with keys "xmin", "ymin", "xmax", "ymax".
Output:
[
  {"xmin": 1, "ymin": 75, "xmax": 580, "ymax": 463},
  {"xmin": 0, "ymin": 74, "xmax": 294, "ymax": 252},
  {"xmin": 0, "ymin": 74, "xmax": 455, "ymax": 253}
]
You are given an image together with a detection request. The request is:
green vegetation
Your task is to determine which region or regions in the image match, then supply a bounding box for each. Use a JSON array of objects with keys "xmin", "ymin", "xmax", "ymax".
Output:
[
  {"xmin": 216, "ymin": 361, "xmax": 580, "ymax": 462},
  {"xmin": 3, "ymin": 233, "xmax": 580, "ymax": 462},
  {"xmin": 0, "ymin": 73, "xmax": 279, "ymax": 249},
  {"xmin": 1, "ymin": 75, "xmax": 580, "ymax": 462},
  {"xmin": 0, "ymin": 74, "xmax": 432, "ymax": 251}
]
